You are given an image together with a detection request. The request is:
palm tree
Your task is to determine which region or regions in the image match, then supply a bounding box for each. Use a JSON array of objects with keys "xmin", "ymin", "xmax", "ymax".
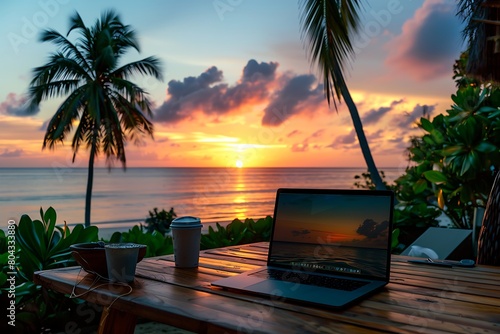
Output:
[
  {"xmin": 299, "ymin": 0, "xmax": 385, "ymax": 190},
  {"xmin": 28, "ymin": 10, "xmax": 163, "ymax": 227}
]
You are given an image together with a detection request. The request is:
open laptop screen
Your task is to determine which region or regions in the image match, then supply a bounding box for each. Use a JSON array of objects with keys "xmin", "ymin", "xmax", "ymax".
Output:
[{"xmin": 268, "ymin": 189, "xmax": 394, "ymax": 280}]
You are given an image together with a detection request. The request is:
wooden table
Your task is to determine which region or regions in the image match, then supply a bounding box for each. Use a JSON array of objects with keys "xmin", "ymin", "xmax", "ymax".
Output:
[{"xmin": 34, "ymin": 242, "xmax": 500, "ymax": 334}]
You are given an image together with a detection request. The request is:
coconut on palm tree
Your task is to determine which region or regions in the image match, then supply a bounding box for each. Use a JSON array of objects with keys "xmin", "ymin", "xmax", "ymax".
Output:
[
  {"xmin": 299, "ymin": 0, "xmax": 385, "ymax": 190},
  {"xmin": 28, "ymin": 10, "xmax": 163, "ymax": 227}
]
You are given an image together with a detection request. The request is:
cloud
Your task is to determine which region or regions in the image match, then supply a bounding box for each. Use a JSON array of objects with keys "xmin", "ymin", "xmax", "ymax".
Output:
[
  {"xmin": 362, "ymin": 99, "xmax": 403, "ymax": 124},
  {"xmin": 154, "ymin": 59, "xmax": 331, "ymax": 128},
  {"xmin": 310, "ymin": 129, "xmax": 325, "ymax": 138},
  {"xmin": 328, "ymin": 129, "xmax": 357, "ymax": 148},
  {"xmin": 385, "ymin": 0, "xmax": 463, "ymax": 81},
  {"xmin": 356, "ymin": 219, "xmax": 389, "ymax": 238},
  {"xmin": 289, "ymin": 129, "xmax": 326, "ymax": 153},
  {"xmin": 287, "ymin": 130, "xmax": 301, "ymax": 138},
  {"xmin": 262, "ymin": 74, "xmax": 323, "ymax": 126},
  {"xmin": 0, "ymin": 93, "xmax": 39, "ymax": 116},
  {"xmin": 0, "ymin": 148, "xmax": 24, "ymax": 157},
  {"xmin": 291, "ymin": 229, "xmax": 311, "ymax": 237},
  {"xmin": 154, "ymin": 59, "xmax": 278, "ymax": 123},
  {"xmin": 394, "ymin": 104, "xmax": 436, "ymax": 128},
  {"xmin": 291, "ymin": 143, "xmax": 309, "ymax": 152}
]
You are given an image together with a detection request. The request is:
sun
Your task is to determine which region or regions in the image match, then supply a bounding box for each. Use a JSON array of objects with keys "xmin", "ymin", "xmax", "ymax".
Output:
[{"xmin": 235, "ymin": 160, "xmax": 244, "ymax": 168}]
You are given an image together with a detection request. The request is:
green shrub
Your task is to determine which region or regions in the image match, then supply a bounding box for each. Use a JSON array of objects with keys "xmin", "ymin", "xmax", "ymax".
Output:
[
  {"xmin": 142, "ymin": 207, "xmax": 177, "ymax": 235},
  {"xmin": 109, "ymin": 225, "xmax": 173, "ymax": 257},
  {"xmin": 394, "ymin": 85, "xmax": 500, "ymax": 229},
  {"xmin": 201, "ymin": 216, "xmax": 272, "ymax": 250}
]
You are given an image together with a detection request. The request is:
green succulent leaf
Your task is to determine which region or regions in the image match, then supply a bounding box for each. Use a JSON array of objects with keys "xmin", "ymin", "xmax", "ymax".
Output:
[
  {"xmin": 423, "ymin": 170, "xmax": 448, "ymax": 184},
  {"xmin": 44, "ymin": 207, "xmax": 57, "ymax": 235},
  {"xmin": 474, "ymin": 142, "xmax": 497, "ymax": 153}
]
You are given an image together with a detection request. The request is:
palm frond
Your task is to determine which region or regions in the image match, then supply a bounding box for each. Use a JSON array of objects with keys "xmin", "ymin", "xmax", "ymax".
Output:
[
  {"xmin": 101, "ymin": 98, "xmax": 126, "ymax": 166},
  {"xmin": 113, "ymin": 56, "xmax": 164, "ymax": 82},
  {"xmin": 109, "ymin": 77, "xmax": 154, "ymax": 116},
  {"xmin": 299, "ymin": 0, "xmax": 363, "ymax": 107},
  {"xmin": 42, "ymin": 92, "xmax": 83, "ymax": 149},
  {"xmin": 71, "ymin": 111, "xmax": 93, "ymax": 160},
  {"xmin": 28, "ymin": 62, "xmax": 90, "ymax": 116},
  {"xmin": 39, "ymin": 29, "xmax": 91, "ymax": 73},
  {"xmin": 67, "ymin": 11, "xmax": 86, "ymax": 35},
  {"xmin": 107, "ymin": 91, "xmax": 153, "ymax": 149}
]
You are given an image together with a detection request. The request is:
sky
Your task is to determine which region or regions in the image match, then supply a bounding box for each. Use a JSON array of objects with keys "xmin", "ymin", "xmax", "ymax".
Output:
[{"xmin": 0, "ymin": 0, "xmax": 465, "ymax": 168}]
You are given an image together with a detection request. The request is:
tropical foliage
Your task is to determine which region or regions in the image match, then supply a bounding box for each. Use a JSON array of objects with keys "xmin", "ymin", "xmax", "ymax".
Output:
[
  {"xmin": 108, "ymin": 225, "xmax": 173, "ymax": 258},
  {"xmin": 393, "ymin": 55, "xmax": 500, "ymax": 230},
  {"xmin": 298, "ymin": 0, "xmax": 385, "ymax": 189},
  {"xmin": 27, "ymin": 10, "xmax": 163, "ymax": 227},
  {"xmin": 200, "ymin": 216, "xmax": 273, "ymax": 250},
  {"xmin": 142, "ymin": 207, "xmax": 177, "ymax": 236},
  {"xmin": 1, "ymin": 207, "xmax": 99, "ymax": 333}
]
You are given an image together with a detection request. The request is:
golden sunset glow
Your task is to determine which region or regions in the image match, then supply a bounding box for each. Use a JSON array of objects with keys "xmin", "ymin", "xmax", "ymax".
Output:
[{"xmin": 0, "ymin": 2, "xmax": 463, "ymax": 168}]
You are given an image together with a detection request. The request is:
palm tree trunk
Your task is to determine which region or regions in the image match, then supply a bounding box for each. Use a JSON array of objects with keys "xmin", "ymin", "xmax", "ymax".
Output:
[
  {"xmin": 338, "ymin": 79, "xmax": 385, "ymax": 190},
  {"xmin": 84, "ymin": 133, "xmax": 97, "ymax": 227}
]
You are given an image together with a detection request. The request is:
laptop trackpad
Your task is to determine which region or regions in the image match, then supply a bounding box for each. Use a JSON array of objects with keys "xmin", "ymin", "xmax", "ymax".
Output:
[
  {"xmin": 248, "ymin": 280, "xmax": 322, "ymax": 297},
  {"xmin": 247, "ymin": 280, "xmax": 350, "ymax": 306}
]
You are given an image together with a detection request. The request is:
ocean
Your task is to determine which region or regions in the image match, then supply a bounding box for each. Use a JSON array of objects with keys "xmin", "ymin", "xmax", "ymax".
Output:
[{"xmin": 1, "ymin": 167, "xmax": 404, "ymax": 233}]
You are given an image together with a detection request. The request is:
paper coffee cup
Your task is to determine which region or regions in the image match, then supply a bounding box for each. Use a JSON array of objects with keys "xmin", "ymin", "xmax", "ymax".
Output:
[
  {"xmin": 170, "ymin": 216, "xmax": 202, "ymax": 268},
  {"xmin": 105, "ymin": 243, "xmax": 141, "ymax": 283}
]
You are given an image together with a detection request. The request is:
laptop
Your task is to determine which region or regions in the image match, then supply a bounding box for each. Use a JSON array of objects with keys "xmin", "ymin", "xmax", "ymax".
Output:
[{"xmin": 212, "ymin": 188, "xmax": 394, "ymax": 309}]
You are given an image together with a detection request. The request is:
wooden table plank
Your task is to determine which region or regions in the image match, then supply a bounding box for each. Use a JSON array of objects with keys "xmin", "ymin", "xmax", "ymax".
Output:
[{"xmin": 33, "ymin": 243, "xmax": 500, "ymax": 334}]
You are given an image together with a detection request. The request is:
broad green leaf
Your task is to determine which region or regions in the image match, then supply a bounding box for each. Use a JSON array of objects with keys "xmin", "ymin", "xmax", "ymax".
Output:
[
  {"xmin": 458, "ymin": 117, "xmax": 479, "ymax": 145},
  {"xmin": 441, "ymin": 145, "xmax": 464, "ymax": 157},
  {"xmin": 422, "ymin": 135, "xmax": 435, "ymax": 146},
  {"xmin": 109, "ymin": 232, "xmax": 123, "ymax": 243},
  {"xmin": 423, "ymin": 170, "xmax": 448, "ymax": 184},
  {"xmin": 448, "ymin": 111, "xmax": 468, "ymax": 122},
  {"xmin": 430, "ymin": 129, "xmax": 445, "ymax": 145},
  {"xmin": 420, "ymin": 117, "xmax": 433, "ymax": 132},
  {"xmin": 44, "ymin": 206, "xmax": 57, "ymax": 247},
  {"xmin": 460, "ymin": 151, "xmax": 479, "ymax": 176},
  {"xmin": 477, "ymin": 106, "xmax": 499, "ymax": 113},
  {"xmin": 474, "ymin": 141, "xmax": 497, "ymax": 153},
  {"xmin": 412, "ymin": 179, "xmax": 428, "ymax": 194},
  {"xmin": 17, "ymin": 216, "xmax": 42, "ymax": 256}
]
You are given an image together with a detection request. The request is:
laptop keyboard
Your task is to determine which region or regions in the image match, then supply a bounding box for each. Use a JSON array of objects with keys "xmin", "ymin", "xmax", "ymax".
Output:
[{"xmin": 252, "ymin": 269, "xmax": 369, "ymax": 291}]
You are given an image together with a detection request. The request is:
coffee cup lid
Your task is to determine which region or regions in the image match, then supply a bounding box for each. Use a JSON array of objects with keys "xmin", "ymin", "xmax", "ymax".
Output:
[{"xmin": 171, "ymin": 216, "xmax": 202, "ymax": 229}]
